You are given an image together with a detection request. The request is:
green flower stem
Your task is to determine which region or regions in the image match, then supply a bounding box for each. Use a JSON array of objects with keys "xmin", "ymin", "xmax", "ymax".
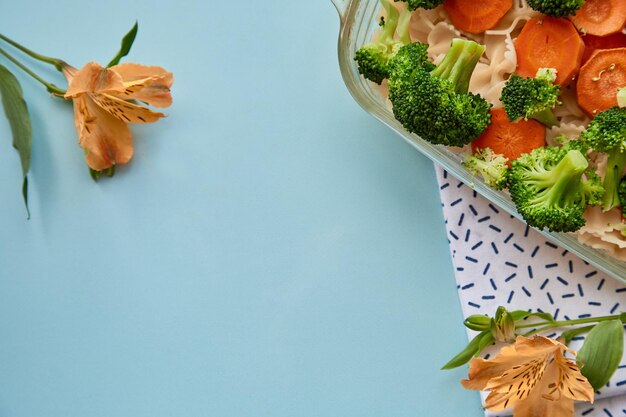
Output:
[
  {"xmin": 0, "ymin": 34, "xmax": 66, "ymax": 71},
  {"xmin": 522, "ymin": 326, "xmax": 551, "ymax": 337},
  {"xmin": 523, "ymin": 324, "xmax": 595, "ymax": 338},
  {"xmin": 0, "ymin": 47, "xmax": 66, "ymax": 95},
  {"xmin": 516, "ymin": 313, "xmax": 626, "ymax": 330},
  {"xmin": 517, "ymin": 313, "xmax": 626, "ymax": 337}
]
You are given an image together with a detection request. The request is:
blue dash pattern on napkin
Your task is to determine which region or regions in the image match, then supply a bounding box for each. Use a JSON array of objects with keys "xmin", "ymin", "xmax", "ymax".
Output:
[{"xmin": 435, "ymin": 165, "xmax": 626, "ymax": 417}]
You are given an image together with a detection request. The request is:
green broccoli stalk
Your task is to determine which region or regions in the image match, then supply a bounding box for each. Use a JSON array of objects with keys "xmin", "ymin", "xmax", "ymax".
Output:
[
  {"xmin": 602, "ymin": 150, "xmax": 626, "ymax": 211},
  {"xmin": 462, "ymin": 148, "xmax": 509, "ymax": 190},
  {"xmin": 617, "ymin": 87, "xmax": 626, "ymax": 108},
  {"xmin": 527, "ymin": 0, "xmax": 586, "ymax": 17},
  {"xmin": 395, "ymin": 0, "xmax": 444, "ymax": 11},
  {"xmin": 581, "ymin": 106, "xmax": 626, "ymax": 211},
  {"xmin": 429, "ymin": 39, "xmax": 484, "ymax": 94},
  {"xmin": 500, "ymin": 68, "xmax": 561, "ymax": 127},
  {"xmin": 561, "ymin": 137, "xmax": 606, "ymax": 206},
  {"xmin": 619, "ymin": 176, "xmax": 626, "ymax": 217},
  {"xmin": 354, "ymin": 0, "xmax": 412, "ymax": 84},
  {"xmin": 388, "ymin": 38, "xmax": 492, "ymax": 146},
  {"xmin": 507, "ymin": 147, "xmax": 598, "ymax": 232}
]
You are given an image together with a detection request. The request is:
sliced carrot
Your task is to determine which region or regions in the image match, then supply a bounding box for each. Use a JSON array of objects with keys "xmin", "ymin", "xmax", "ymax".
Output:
[
  {"xmin": 443, "ymin": 0, "xmax": 513, "ymax": 34},
  {"xmin": 576, "ymin": 48, "xmax": 626, "ymax": 117},
  {"xmin": 471, "ymin": 107, "xmax": 546, "ymax": 164},
  {"xmin": 515, "ymin": 17, "xmax": 585, "ymax": 87},
  {"xmin": 570, "ymin": 0, "xmax": 626, "ymax": 37},
  {"xmin": 581, "ymin": 32, "xmax": 626, "ymax": 64}
]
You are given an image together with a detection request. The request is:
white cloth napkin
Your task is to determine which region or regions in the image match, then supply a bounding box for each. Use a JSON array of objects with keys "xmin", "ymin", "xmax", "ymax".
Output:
[{"xmin": 435, "ymin": 164, "xmax": 626, "ymax": 417}]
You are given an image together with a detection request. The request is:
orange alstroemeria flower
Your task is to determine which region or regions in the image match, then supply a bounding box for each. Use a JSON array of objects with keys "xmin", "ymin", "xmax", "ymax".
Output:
[
  {"xmin": 63, "ymin": 62, "xmax": 173, "ymax": 171},
  {"xmin": 462, "ymin": 335, "xmax": 594, "ymax": 417}
]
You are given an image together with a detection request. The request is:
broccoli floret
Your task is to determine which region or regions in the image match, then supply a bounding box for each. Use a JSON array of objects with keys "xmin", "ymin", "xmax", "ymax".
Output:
[
  {"xmin": 527, "ymin": 0, "xmax": 585, "ymax": 17},
  {"xmin": 387, "ymin": 42, "xmax": 434, "ymax": 80},
  {"xmin": 388, "ymin": 38, "xmax": 492, "ymax": 147},
  {"xmin": 395, "ymin": 0, "xmax": 444, "ymax": 10},
  {"xmin": 561, "ymin": 137, "xmax": 591, "ymax": 154},
  {"xmin": 507, "ymin": 147, "xmax": 598, "ymax": 232},
  {"xmin": 500, "ymin": 69, "xmax": 561, "ymax": 127},
  {"xmin": 463, "ymin": 148, "xmax": 509, "ymax": 190},
  {"xmin": 581, "ymin": 107, "xmax": 626, "ymax": 211},
  {"xmin": 619, "ymin": 176, "xmax": 626, "ymax": 217},
  {"xmin": 354, "ymin": 0, "xmax": 412, "ymax": 84},
  {"xmin": 582, "ymin": 168, "xmax": 606, "ymax": 206},
  {"xmin": 555, "ymin": 134, "xmax": 591, "ymax": 154}
]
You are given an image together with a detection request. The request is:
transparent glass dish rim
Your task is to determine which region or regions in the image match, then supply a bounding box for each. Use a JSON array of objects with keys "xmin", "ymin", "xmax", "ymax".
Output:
[{"xmin": 332, "ymin": 0, "xmax": 626, "ymax": 283}]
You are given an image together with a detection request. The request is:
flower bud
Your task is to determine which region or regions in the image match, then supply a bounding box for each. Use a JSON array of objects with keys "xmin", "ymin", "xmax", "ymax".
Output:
[
  {"xmin": 464, "ymin": 314, "xmax": 492, "ymax": 331},
  {"xmin": 491, "ymin": 306, "xmax": 516, "ymax": 342}
]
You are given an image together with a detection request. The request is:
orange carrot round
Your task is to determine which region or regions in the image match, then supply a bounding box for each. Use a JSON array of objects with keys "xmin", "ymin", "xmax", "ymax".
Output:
[
  {"xmin": 570, "ymin": 0, "xmax": 626, "ymax": 37},
  {"xmin": 581, "ymin": 32, "xmax": 626, "ymax": 64},
  {"xmin": 576, "ymin": 48, "xmax": 626, "ymax": 117},
  {"xmin": 471, "ymin": 107, "xmax": 546, "ymax": 164},
  {"xmin": 443, "ymin": 0, "xmax": 513, "ymax": 34},
  {"xmin": 515, "ymin": 17, "xmax": 585, "ymax": 87}
]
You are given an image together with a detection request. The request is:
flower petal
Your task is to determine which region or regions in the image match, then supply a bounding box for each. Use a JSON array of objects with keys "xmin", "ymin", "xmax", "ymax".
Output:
[
  {"xmin": 89, "ymin": 93, "xmax": 166, "ymax": 124},
  {"xmin": 72, "ymin": 95, "xmax": 133, "ymax": 170},
  {"xmin": 109, "ymin": 63, "xmax": 173, "ymax": 108},
  {"xmin": 553, "ymin": 349, "xmax": 594, "ymax": 402},
  {"xmin": 462, "ymin": 336, "xmax": 558, "ymax": 392},
  {"xmin": 462, "ymin": 335, "xmax": 594, "ymax": 416},
  {"xmin": 512, "ymin": 362, "xmax": 575, "ymax": 417},
  {"xmin": 462, "ymin": 356, "xmax": 517, "ymax": 391},
  {"xmin": 482, "ymin": 352, "xmax": 550, "ymax": 410},
  {"xmin": 65, "ymin": 62, "xmax": 125, "ymax": 98}
]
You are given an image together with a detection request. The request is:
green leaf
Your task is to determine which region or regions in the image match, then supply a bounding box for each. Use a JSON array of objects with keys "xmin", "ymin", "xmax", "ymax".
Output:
[
  {"xmin": 577, "ymin": 320, "xmax": 624, "ymax": 390},
  {"xmin": 0, "ymin": 64, "xmax": 32, "ymax": 217},
  {"xmin": 509, "ymin": 310, "xmax": 532, "ymax": 321},
  {"xmin": 560, "ymin": 324, "xmax": 595, "ymax": 346},
  {"xmin": 107, "ymin": 21, "xmax": 139, "ymax": 67},
  {"xmin": 442, "ymin": 331, "xmax": 493, "ymax": 370},
  {"xmin": 476, "ymin": 331, "xmax": 495, "ymax": 353}
]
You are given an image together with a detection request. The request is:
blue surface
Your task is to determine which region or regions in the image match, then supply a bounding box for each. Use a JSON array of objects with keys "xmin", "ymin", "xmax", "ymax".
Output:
[{"xmin": 0, "ymin": 1, "xmax": 482, "ymax": 416}]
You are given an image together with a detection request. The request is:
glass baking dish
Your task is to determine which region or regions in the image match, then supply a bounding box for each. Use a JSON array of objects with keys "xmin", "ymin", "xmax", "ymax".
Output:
[{"xmin": 331, "ymin": 0, "xmax": 626, "ymax": 283}]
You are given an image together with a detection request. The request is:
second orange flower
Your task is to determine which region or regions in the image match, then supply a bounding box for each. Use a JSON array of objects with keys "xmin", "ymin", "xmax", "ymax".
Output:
[{"xmin": 63, "ymin": 61, "xmax": 173, "ymax": 173}]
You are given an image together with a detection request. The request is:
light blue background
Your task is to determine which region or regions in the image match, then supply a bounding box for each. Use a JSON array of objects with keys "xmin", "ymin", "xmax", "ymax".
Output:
[{"xmin": 0, "ymin": 1, "xmax": 483, "ymax": 416}]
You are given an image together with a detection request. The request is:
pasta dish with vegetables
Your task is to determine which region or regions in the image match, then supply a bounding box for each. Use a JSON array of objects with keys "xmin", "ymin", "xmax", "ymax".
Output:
[{"xmin": 355, "ymin": 0, "xmax": 626, "ymax": 261}]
